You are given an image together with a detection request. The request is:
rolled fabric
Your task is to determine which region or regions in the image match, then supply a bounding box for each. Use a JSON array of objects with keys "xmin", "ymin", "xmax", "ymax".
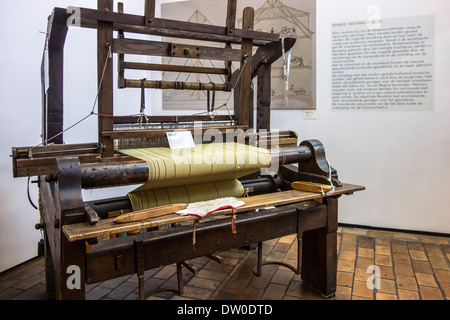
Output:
[
  {"xmin": 119, "ymin": 142, "xmax": 272, "ymax": 190},
  {"xmin": 128, "ymin": 179, "xmax": 245, "ymax": 212}
]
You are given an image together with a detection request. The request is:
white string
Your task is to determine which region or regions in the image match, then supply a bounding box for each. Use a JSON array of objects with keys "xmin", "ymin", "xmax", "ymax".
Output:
[
  {"xmin": 280, "ymin": 37, "xmax": 290, "ymax": 108},
  {"xmin": 324, "ymin": 154, "xmax": 336, "ymax": 196},
  {"xmin": 211, "ymin": 57, "xmax": 249, "ymax": 126}
]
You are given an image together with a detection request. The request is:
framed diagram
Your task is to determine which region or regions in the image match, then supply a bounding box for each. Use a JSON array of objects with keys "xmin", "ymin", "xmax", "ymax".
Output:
[{"xmin": 161, "ymin": 0, "xmax": 316, "ymax": 111}]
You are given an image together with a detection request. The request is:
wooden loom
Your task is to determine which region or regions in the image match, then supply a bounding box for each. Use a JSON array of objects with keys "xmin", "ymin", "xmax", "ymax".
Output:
[{"xmin": 11, "ymin": 0, "xmax": 364, "ymax": 300}]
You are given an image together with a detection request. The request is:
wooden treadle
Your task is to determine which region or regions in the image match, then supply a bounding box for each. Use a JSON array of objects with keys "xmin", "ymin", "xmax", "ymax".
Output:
[{"xmin": 62, "ymin": 183, "xmax": 365, "ymax": 242}]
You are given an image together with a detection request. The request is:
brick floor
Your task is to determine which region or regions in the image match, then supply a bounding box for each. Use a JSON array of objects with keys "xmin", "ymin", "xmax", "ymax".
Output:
[{"xmin": 1, "ymin": 226, "xmax": 449, "ymax": 300}]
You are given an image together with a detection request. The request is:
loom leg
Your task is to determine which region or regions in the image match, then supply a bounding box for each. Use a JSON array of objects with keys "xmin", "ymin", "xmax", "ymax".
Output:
[
  {"xmin": 44, "ymin": 229, "xmax": 56, "ymax": 300},
  {"xmin": 301, "ymin": 198, "xmax": 338, "ymax": 298},
  {"xmin": 57, "ymin": 239, "xmax": 86, "ymax": 300},
  {"xmin": 176, "ymin": 262, "xmax": 184, "ymax": 295}
]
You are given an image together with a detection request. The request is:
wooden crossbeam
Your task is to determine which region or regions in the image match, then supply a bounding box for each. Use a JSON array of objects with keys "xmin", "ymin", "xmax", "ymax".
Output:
[
  {"xmin": 102, "ymin": 125, "xmax": 248, "ymax": 140},
  {"xmin": 112, "ymin": 115, "xmax": 236, "ymax": 125},
  {"xmin": 124, "ymin": 79, "xmax": 231, "ymax": 91},
  {"xmin": 76, "ymin": 7, "xmax": 279, "ymax": 42},
  {"xmin": 124, "ymin": 62, "xmax": 228, "ymax": 75},
  {"xmin": 112, "ymin": 38, "xmax": 242, "ymax": 61}
]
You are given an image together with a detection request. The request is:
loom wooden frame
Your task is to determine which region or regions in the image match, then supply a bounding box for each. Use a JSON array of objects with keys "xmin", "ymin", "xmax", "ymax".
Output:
[{"xmin": 11, "ymin": 0, "xmax": 364, "ymax": 300}]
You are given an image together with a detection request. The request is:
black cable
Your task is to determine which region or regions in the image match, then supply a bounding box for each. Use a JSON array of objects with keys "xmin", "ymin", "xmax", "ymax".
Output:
[{"xmin": 27, "ymin": 176, "xmax": 38, "ymax": 210}]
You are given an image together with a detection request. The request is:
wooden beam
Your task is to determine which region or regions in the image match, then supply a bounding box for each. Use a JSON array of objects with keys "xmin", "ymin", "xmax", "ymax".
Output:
[
  {"xmin": 112, "ymin": 38, "xmax": 242, "ymax": 61},
  {"xmin": 63, "ymin": 184, "xmax": 365, "ymax": 242},
  {"xmin": 237, "ymin": 7, "xmax": 254, "ymax": 127},
  {"xmin": 76, "ymin": 7, "xmax": 279, "ymax": 42},
  {"xmin": 231, "ymin": 37, "xmax": 296, "ymax": 86},
  {"xmin": 97, "ymin": 0, "xmax": 114, "ymax": 156},
  {"xmin": 257, "ymin": 63, "xmax": 271, "ymax": 131},
  {"xmin": 102, "ymin": 125, "xmax": 248, "ymax": 140},
  {"xmin": 226, "ymin": 0, "xmax": 237, "ymax": 36},
  {"xmin": 114, "ymin": 23, "xmax": 271, "ymax": 47},
  {"xmin": 124, "ymin": 62, "xmax": 228, "ymax": 75},
  {"xmin": 144, "ymin": 0, "xmax": 155, "ymax": 26},
  {"xmin": 112, "ymin": 114, "xmax": 236, "ymax": 125},
  {"xmin": 45, "ymin": 8, "xmax": 70, "ymax": 145},
  {"xmin": 117, "ymin": 2, "xmax": 125, "ymax": 88},
  {"xmin": 125, "ymin": 79, "xmax": 231, "ymax": 91}
]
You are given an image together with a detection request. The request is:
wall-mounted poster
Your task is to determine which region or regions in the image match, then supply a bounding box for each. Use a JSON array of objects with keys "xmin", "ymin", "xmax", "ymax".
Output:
[
  {"xmin": 160, "ymin": 0, "xmax": 316, "ymax": 111},
  {"xmin": 331, "ymin": 15, "xmax": 434, "ymax": 111}
]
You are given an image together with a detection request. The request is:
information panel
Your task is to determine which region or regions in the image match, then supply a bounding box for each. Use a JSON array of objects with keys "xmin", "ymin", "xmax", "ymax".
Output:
[{"xmin": 331, "ymin": 15, "xmax": 434, "ymax": 111}]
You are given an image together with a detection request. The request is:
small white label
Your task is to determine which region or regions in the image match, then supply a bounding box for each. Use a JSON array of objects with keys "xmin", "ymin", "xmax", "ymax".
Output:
[
  {"xmin": 304, "ymin": 110, "xmax": 317, "ymax": 120},
  {"xmin": 166, "ymin": 131, "xmax": 195, "ymax": 149}
]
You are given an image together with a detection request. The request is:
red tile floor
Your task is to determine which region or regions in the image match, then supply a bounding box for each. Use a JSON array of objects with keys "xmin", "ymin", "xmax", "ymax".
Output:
[{"xmin": 1, "ymin": 226, "xmax": 449, "ymax": 300}]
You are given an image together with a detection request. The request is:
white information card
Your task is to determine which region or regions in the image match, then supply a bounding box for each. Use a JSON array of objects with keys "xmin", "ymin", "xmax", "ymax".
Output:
[{"xmin": 166, "ymin": 131, "xmax": 195, "ymax": 149}]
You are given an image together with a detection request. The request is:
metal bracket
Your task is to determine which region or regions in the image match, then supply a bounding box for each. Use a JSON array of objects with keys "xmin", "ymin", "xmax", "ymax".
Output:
[{"xmin": 170, "ymin": 43, "xmax": 201, "ymax": 58}]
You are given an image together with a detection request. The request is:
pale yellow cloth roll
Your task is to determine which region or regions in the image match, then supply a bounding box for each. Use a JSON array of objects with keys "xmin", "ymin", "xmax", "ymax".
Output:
[
  {"xmin": 128, "ymin": 179, "xmax": 245, "ymax": 211},
  {"xmin": 120, "ymin": 142, "xmax": 271, "ymax": 211},
  {"xmin": 120, "ymin": 142, "xmax": 271, "ymax": 190}
]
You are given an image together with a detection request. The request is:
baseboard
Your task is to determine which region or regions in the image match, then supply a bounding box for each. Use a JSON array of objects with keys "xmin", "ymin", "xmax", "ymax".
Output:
[{"xmin": 338, "ymin": 223, "xmax": 450, "ymax": 239}]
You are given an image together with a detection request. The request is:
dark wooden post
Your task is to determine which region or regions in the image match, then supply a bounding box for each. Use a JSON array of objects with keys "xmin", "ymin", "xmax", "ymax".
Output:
[
  {"xmin": 257, "ymin": 63, "xmax": 271, "ymax": 131},
  {"xmin": 57, "ymin": 159, "xmax": 86, "ymax": 299},
  {"xmin": 117, "ymin": 2, "xmax": 125, "ymax": 88},
  {"xmin": 97, "ymin": 0, "xmax": 114, "ymax": 156},
  {"xmin": 225, "ymin": 0, "xmax": 237, "ymax": 84},
  {"xmin": 145, "ymin": 0, "xmax": 156, "ymax": 26},
  {"xmin": 237, "ymin": 7, "xmax": 254, "ymax": 128},
  {"xmin": 301, "ymin": 197, "xmax": 338, "ymax": 298},
  {"xmin": 226, "ymin": 0, "xmax": 237, "ymax": 36},
  {"xmin": 40, "ymin": 158, "xmax": 87, "ymax": 300},
  {"xmin": 45, "ymin": 8, "xmax": 69, "ymax": 145}
]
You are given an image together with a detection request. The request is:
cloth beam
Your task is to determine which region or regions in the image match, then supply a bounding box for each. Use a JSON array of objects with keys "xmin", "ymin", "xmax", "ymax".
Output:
[{"xmin": 120, "ymin": 142, "xmax": 271, "ymax": 211}]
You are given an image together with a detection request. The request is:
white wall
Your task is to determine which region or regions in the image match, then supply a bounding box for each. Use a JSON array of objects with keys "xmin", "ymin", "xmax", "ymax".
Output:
[
  {"xmin": 0, "ymin": 0, "xmax": 147, "ymax": 273},
  {"xmin": 0, "ymin": 0, "xmax": 448, "ymax": 272},
  {"xmin": 282, "ymin": 0, "xmax": 450, "ymax": 233}
]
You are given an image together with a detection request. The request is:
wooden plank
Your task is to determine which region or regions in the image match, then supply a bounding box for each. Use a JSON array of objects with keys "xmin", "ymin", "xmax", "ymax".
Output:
[
  {"xmin": 231, "ymin": 38, "xmax": 296, "ymax": 85},
  {"xmin": 112, "ymin": 38, "xmax": 169, "ymax": 56},
  {"xmin": 76, "ymin": 21, "xmax": 270, "ymax": 47},
  {"xmin": 77, "ymin": 7, "xmax": 279, "ymax": 42},
  {"xmin": 12, "ymin": 142, "xmax": 104, "ymax": 178},
  {"xmin": 124, "ymin": 62, "xmax": 228, "ymax": 75},
  {"xmin": 86, "ymin": 203, "xmax": 306, "ymax": 284},
  {"xmin": 112, "ymin": 114, "xmax": 236, "ymax": 125},
  {"xmin": 62, "ymin": 183, "xmax": 365, "ymax": 242},
  {"xmin": 114, "ymin": 24, "xmax": 271, "ymax": 47},
  {"xmin": 291, "ymin": 181, "xmax": 333, "ymax": 194},
  {"xmin": 257, "ymin": 138, "xmax": 298, "ymax": 149},
  {"xmin": 113, "ymin": 38, "xmax": 242, "ymax": 61},
  {"xmin": 114, "ymin": 203, "xmax": 187, "ymax": 223},
  {"xmin": 13, "ymin": 143, "xmax": 102, "ymax": 158},
  {"xmin": 15, "ymin": 154, "xmax": 101, "ymax": 178},
  {"xmin": 16, "ymin": 153, "xmax": 101, "ymax": 169},
  {"xmin": 102, "ymin": 125, "xmax": 248, "ymax": 140},
  {"xmin": 155, "ymin": 17, "xmax": 278, "ymax": 42}
]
